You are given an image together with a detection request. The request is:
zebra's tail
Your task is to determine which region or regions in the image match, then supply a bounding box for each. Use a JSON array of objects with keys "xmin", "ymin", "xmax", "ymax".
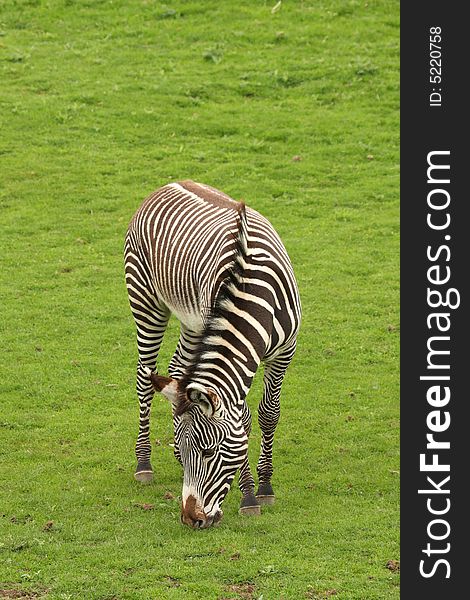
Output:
[
  {"xmin": 233, "ymin": 202, "xmax": 249, "ymax": 278},
  {"xmin": 211, "ymin": 203, "xmax": 249, "ymax": 315}
]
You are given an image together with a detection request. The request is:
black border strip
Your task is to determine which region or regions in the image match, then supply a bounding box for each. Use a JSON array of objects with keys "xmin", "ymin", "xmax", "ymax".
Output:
[{"xmin": 401, "ymin": 3, "xmax": 466, "ymax": 597}]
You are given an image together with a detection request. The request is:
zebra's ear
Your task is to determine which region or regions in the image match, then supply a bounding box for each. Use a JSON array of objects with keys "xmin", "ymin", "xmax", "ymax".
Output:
[
  {"xmin": 149, "ymin": 373, "xmax": 179, "ymax": 404},
  {"xmin": 186, "ymin": 383, "xmax": 220, "ymax": 417}
]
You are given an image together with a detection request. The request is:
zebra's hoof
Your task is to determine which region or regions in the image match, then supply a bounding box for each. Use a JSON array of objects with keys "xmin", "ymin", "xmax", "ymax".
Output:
[
  {"xmin": 134, "ymin": 461, "xmax": 153, "ymax": 484},
  {"xmin": 256, "ymin": 482, "xmax": 275, "ymax": 504},
  {"xmin": 134, "ymin": 470, "xmax": 153, "ymax": 483},
  {"xmin": 239, "ymin": 492, "xmax": 261, "ymax": 516},
  {"xmin": 256, "ymin": 495, "xmax": 275, "ymax": 505},
  {"xmin": 239, "ymin": 504, "xmax": 261, "ymax": 516}
]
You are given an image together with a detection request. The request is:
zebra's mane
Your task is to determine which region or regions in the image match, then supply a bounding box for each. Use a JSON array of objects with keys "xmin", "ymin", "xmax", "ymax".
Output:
[{"xmin": 175, "ymin": 203, "xmax": 249, "ymax": 416}]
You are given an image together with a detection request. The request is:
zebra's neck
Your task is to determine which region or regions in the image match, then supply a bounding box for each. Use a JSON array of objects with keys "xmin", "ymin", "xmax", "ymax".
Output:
[
  {"xmin": 186, "ymin": 341, "xmax": 259, "ymax": 407},
  {"xmin": 181, "ymin": 284, "xmax": 273, "ymax": 407}
]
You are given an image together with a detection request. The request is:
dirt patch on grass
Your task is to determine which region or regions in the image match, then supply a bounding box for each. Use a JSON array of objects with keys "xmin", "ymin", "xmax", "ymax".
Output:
[
  {"xmin": 133, "ymin": 503, "xmax": 154, "ymax": 511},
  {"xmin": 163, "ymin": 576, "xmax": 180, "ymax": 588},
  {"xmin": 305, "ymin": 588, "xmax": 338, "ymax": 599},
  {"xmin": 224, "ymin": 582, "xmax": 256, "ymax": 599},
  {"xmin": 42, "ymin": 520, "xmax": 54, "ymax": 531},
  {"xmin": 0, "ymin": 590, "xmax": 43, "ymax": 599},
  {"xmin": 9, "ymin": 515, "xmax": 33, "ymax": 525},
  {"xmin": 386, "ymin": 559, "xmax": 400, "ymax": 572}
]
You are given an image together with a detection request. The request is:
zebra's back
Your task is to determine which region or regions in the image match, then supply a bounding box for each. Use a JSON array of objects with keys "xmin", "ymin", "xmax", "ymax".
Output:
[{"xmin": 125, "ymin": 180, "xmax": 300, "ymax": 358}]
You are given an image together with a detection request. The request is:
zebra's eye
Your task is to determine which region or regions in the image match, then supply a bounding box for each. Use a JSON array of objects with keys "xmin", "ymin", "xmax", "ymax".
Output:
[{"xmin": 201, "ymin": 447, "xmax": 216, "ymax": 458}]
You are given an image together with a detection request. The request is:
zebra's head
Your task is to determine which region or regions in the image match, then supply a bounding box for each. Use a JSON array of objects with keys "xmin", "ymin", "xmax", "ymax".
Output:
[{"xmin": 150, "ymin": 374, "xmax": 248, "ymax": 529}]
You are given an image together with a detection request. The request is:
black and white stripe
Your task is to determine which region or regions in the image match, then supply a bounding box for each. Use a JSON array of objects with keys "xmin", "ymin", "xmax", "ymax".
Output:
[{"xmin": 124, "ymin": 181, "xmax": 301, "ymax": 527}]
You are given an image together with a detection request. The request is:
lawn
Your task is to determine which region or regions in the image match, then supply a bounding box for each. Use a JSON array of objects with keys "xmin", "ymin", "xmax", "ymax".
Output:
[{"xmin": 0, "ymin": 1, "xmax": 399, "ymax": 598}]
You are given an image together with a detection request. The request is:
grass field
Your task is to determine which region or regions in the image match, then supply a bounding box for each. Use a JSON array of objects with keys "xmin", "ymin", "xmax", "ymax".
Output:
[{"xmin": 0, "ymin": 1, "xmax": 399, "ymax": 598}]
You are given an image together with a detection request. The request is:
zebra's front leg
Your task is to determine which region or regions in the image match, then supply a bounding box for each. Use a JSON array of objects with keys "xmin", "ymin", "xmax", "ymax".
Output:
[
  {"xmin": 171, "ymin": 413, "xmax": 183, "ymax": 467},
  {"xmin": 238, "ymin": 403, "xmax": 261, "ymax": 516},
  {"xmin": 256, "ymin": 349, "xmax": 295, "ymax": 504},
  {"xmin": 168, "ymin": 325, "xmax": 201, "ymax": 467}
]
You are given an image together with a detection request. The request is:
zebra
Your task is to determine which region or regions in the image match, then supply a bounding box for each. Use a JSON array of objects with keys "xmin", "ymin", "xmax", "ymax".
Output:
[{"xmin": 124, "ymin": 180, "xmax": 301, "ymax": 528}]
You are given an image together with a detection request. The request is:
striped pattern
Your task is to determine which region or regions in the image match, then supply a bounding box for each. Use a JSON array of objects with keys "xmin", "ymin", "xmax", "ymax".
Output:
[{"xmin": 124, "ymin": 181, "xmax": 301, "ymax": 527}]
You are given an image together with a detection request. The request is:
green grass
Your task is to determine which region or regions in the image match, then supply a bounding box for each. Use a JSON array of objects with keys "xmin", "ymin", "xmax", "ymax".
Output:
[{"xmin": 0, "ymin": 1, "xmax": 399, "ymax": 598}]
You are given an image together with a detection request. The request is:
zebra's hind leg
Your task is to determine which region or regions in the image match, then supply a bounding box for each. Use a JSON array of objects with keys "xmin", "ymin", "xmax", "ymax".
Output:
[
  {"xmin": 256, "ymin": 345, "xmax": 296, "ymax": 504},
  {"xmin": 130, "ymin": 298, "xmax": 170, "ymax": 483},
  {"xmin": 134, "ymin": 357, "xmax": 158, "ymax": 483},
  {"xmin": 238, "ymin": 403, "xmax": 261, "ymax": 516}
]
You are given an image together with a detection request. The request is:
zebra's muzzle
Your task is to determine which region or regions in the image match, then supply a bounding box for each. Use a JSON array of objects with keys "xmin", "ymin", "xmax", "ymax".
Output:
[
  {"xmin": 181, "ymin": 494, "xmax": 207, "ymax": 529},
  {"xmin": 181, "ymin": 495, "xmax": 223, "ymax": 529}
]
